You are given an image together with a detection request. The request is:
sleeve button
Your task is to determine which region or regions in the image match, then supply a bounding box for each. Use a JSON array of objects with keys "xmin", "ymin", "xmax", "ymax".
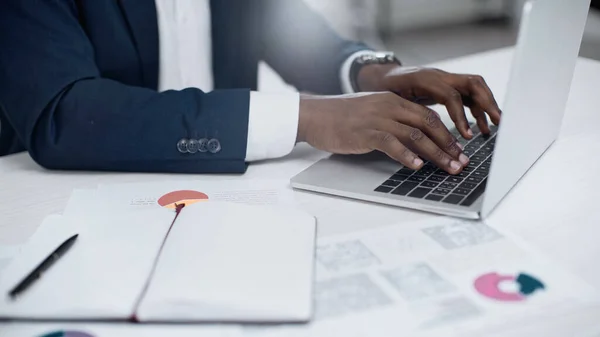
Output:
[
  {"xmin": 207, "ymin": 138, "xmax": 221, "ymax": 153},
  {"xmin": 198, "ymin": 138, "xmax": 209, "ymax": 153},
  {"xmin": 187, "ymin": 139, "xmax": 199, "ymax": 153},
  {"xmin": 177, "ymin": 138, "xmax": 189, "ymax": 153}
]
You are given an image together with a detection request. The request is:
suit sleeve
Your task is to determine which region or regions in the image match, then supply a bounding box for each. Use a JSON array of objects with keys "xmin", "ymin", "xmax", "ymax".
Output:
[
  {"xmin": 259, "ymin": 0, "xmax": 372, "ymax": 95},
  {"xmin": 0, "ymin": 0, "xmax": 249, "ymax": 173}
]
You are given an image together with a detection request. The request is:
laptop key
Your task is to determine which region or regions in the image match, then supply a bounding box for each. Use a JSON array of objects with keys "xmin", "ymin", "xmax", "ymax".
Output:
[
  {"xmin": 466, "ymin": 176, "xmax": 483, "ymax": 184},
  {"xmin": 408, "ymin": 176, "xmax": 425, "ymax": 183},
  {"xmin": 391, "ymin": 174, "xmax": 410, "ymax": 181},
  {"xmin": 440, "ymin": 182, "xmax": 457, "ymax": 189},
  {"xmin": 414, "ymin": 170, "xmax": 433, "ymax": 177},
  {"xmin": 461, "ymin": 178, "xmax": 488, "ymax": 206},
  {"xmin": 471, "ymin": 170, "xmax": 487, "ymax": 178},
  {"xmin": 446, "ymin": 177, "xmax": 463, "ymax": 184},
  {"xmin": 476, "ymin": 149, "xmax": 491, "ymax": 157},
  {"xmin": 397, "ymin": 168, "xmax": 415, "ymax": 175},
  {"xmin": 459, "ymin": 182, "xmax": 478, "ymax": 190},
  {"xmin": 375, "ymin": 185, "xmax": 394, "ymax": 193},
  {"xmin": 481, "ymin": 144, "xmax": 494, "ymax": 152},
  {"xmin": 470, "ymin": 135, "xmax": 486, "ymax": 145},
  {"xmin": 427, "ymin": 175, "xmax": 446, "ymax": 182},
  {"xmin": 475, "ymin": 148, "xmax": 491, "ymax": 156},
  {"xmin": 454, "ymin": 188, "xmax": 471, "ymax": 195},
  {"xmin": 465, "ymin": 144, "xmax": 479, "ymax": 152},
  {"xmin": 383, "ymin": 179, "xmax": 401, "ymax": 187},
  {"xmin": 432, "ymin": 188, "xmax": 451, "ymax": 196},
  {"xmin": 456, "ymin": 171, "xmax": 470, "ymax": 178},
  {"xmin": 420, "ymin": 181, "xmax": 439, "ymax": 188},
  {"xmin": 425, "ymin": 194, "xmax": 444, "ymax": 201},
  {"xmin": 442, "ymin": 194, "xmax": 464, "ymax": 204},
  {"xmin": 409, "ymin": 188, "xmax": 432, "ymax": 198},
  {"xmin": 391, "ymin": 182, "xmax": 419, "ymax": 196}
]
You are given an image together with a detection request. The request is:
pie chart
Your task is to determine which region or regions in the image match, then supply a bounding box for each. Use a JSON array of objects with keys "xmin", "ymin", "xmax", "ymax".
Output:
[
  {"xmin": 157, "ymin": 190, "xmax": 209, "ymax": 209},
  {"xmin": 39, "ymin": 331, "xmax": 94, "ymax": 337},
  {"xmin": 474, "ymin": 272, "xmax": 545, "ymax": 302}
]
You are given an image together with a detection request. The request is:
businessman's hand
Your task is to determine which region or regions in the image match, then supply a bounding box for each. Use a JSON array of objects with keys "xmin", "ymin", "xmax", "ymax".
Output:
[
  {"xmin": 356, "ymin": 65, "xmax": 502, "ymax": 138},
  {"xmin": 297, "ymin": 92, "xmax": 470, "ymax": 174}
]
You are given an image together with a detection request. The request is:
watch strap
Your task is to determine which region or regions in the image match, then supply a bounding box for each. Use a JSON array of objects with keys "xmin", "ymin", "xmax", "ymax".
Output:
[{"xmin": 349, "ymin": 52, "xmax": 401, "ymax": 92}]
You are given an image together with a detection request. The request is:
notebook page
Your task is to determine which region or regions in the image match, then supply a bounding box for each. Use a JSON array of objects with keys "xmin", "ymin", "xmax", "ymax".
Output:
[
  {"xmin": 136, "ymin": 202, "xmax": 316, "ymax": 323},
  {"xmin": 0, "ymin": 210, "xmax": 175, "ymax": 320}
]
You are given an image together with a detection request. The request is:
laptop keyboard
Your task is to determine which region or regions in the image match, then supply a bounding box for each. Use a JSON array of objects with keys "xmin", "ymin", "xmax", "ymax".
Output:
[{"xmin": 374, "ymin": 125, "xmax": 497, "ymax": 207}]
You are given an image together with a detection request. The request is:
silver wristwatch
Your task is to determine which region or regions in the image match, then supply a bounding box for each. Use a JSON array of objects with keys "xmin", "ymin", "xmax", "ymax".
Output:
[{"xmin": 349, "ymin": 51, "xmax": 401, "ymax": 92}]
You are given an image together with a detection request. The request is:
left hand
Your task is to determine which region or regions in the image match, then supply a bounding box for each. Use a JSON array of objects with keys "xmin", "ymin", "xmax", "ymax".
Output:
[{"xmin": 356, "ymin": 64, "xmax": 502, "ymax": 139}]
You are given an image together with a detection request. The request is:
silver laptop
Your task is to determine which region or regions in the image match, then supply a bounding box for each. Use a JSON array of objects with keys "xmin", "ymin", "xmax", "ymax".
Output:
[{"xmin": 291, "ymin": 0, "xmax": 590, "ymax": 219}]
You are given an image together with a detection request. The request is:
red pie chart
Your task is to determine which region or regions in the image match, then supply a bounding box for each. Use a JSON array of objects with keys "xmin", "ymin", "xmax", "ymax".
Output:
[{"xmin": 157, "ymin": 190, "xmax": 209, "ymax": 209}]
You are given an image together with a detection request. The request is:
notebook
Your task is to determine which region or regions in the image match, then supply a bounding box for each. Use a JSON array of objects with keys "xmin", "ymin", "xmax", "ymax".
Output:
[{"xmin": 0, "ymin": 202, "xmax": 316, "ymax": 323}]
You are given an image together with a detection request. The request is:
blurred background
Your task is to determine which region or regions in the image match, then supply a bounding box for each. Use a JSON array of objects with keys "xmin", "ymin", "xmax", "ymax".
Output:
[
  {"xmin": 261, "ymin": 0, "xmax": 600, "ymax": 91},
  {"xmin": 306, "ymin": 0, "xmax": 600, "ymax": 64}
]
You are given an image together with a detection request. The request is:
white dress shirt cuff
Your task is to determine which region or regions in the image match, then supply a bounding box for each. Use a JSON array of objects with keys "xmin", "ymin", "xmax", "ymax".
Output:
[
  {"xmin": 340, "ymin": 50, "xmax": 379, "ymax": 94},
  {"xmin": 245, "ymin": 91, "xmax": 300, "ymax": 162}
]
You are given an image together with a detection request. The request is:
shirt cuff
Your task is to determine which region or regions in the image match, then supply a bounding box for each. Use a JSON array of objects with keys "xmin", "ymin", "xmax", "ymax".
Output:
[
  {"xmin": 340, "ymin": 50, "xmax": 380, "ymax": 94},
  {"xmin": 245, "ymin": 91, "xmax": 300, "ymax": 162}
]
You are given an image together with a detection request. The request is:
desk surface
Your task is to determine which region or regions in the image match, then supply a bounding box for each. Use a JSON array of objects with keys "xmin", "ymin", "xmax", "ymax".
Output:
[{"xmin": 2, "ymin": 47, "xmax": 600, "ymax": 336}]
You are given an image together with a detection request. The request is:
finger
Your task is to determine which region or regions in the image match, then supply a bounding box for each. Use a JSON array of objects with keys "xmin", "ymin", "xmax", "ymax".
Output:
[
  {"xmin": 389, "ymin": 101, "xmax": 469, "ymax": 166},
  {"xmin": 458, "ymin": 75, "xmax": 502, "ymax": 125},
  {"xmin": 413, "ymin": 82, "xmax": 473, "ymax": 139},
  {"xmin": 368, "ymin": 131, "xmax": 424, "ymax": 170},
  {"xmin": 378, "ymin": 123, "xmax": 463, "ymax": 174},
  {"xmin": 419, "ymin": 106, "xmax": 469, "ymax": 165},
  {"xmin": 470, "ymin": 105, "xmax": 490, "ymax": 135}
]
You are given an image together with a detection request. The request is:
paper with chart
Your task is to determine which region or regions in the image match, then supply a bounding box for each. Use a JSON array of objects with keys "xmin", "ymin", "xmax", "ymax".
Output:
[
  {"xmin": 63, "ymin": 179, "xmax": 297, "ymax": 216},
  {"xmin": 241, "ymin": 217, "xmax": 600, "ymax": 337}
]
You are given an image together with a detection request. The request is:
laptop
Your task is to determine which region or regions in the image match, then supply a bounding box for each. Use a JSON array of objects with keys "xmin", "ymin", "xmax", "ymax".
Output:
[{"xmin": 291, "ymin": 0, "xmax": 591, "ymax": 219}]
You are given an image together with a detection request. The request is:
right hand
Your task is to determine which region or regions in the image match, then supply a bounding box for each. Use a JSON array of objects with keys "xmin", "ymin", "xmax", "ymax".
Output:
[{"xmin": 296, "ymin": 92, "xmax": 470, "ymax": 174}]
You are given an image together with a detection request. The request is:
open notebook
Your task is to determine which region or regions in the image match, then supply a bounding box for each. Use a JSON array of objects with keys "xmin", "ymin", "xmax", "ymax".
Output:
[{"xmin": 0, "ymin": 202, "xmax": 316, "ymax": 323}]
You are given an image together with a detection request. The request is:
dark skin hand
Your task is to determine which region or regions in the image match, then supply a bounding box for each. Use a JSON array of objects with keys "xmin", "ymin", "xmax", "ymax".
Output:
[
  {"xmin": 357, "ymin": 63, "xmax": 502, "ymax": 137},
  {"xmin": 296, "ymin": 64, "xmax": 502, "ymax": 175}
]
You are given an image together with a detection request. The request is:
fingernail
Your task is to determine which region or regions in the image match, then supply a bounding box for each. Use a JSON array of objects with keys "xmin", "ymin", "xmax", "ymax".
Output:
[
  {"xmin": 450, "ymin": 161, "xmax": 462, "ymax": 171},
  {"xmin": 467, "ymin": 129, "xmax": 474, "ymax": 137},
  {"xmin": 456, "ymin": 142, "xmax": 464, "ymax": 150},
  {"xmin": 413, "ymin": 158, "xmax": 424, "ymax": 167},
  {"xmin": 459, "ymin": 153, "xmax": 469, "ymax": 165}
]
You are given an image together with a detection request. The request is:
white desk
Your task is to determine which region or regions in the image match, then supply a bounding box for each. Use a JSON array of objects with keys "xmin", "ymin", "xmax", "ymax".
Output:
[{"xmin": 1, "ymin": 47, "xmax": 600, "ymax": 336}]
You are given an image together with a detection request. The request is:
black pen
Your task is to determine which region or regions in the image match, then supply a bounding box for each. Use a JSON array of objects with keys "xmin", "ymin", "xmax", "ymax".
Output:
[{"xmin": 8, "ymin": 234, "xmax": 79, "ymax": 299}]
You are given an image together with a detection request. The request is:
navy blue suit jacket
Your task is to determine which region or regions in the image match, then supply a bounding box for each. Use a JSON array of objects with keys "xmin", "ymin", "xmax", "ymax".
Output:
[{"xmin": 0, "ymin": 0, "xmax": 368, "ymax": 173}]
